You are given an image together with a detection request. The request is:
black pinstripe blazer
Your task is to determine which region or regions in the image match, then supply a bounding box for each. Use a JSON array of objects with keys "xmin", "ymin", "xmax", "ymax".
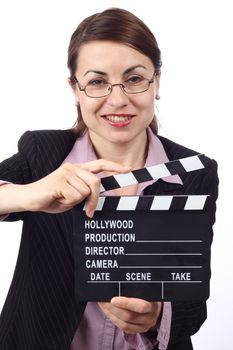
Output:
[{"xmin": 0, "ymin": 129, "xmax": 218, "ymax": 350}]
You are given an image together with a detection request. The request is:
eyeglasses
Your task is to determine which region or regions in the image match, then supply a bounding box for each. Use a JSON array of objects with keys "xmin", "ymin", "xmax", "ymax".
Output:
[{"xmin": 73, "ymin": 71, "xmax": 159, "ymax": 98}]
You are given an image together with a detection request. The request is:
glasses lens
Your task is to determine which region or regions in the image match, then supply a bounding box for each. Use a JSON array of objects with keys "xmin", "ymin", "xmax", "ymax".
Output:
[
  {"xmin": 85, "ymin": 83, "xmax": 111, "ymax": 98},
  {"xmin": 123, "ymin": 79, "xmax": 150, "ymax": 94}
]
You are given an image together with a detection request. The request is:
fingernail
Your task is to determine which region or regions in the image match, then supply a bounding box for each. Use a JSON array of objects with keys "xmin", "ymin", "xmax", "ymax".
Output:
[
  {"xmin": 111, "ymin": 297, "xmax": 119, "ymax": 304},
  {"xmin": 86, "ymin": 210, "xmax": 94, "ymax": 218}
]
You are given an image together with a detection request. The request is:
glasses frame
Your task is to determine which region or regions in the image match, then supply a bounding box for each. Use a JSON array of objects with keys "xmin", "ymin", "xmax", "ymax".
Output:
[{"xmin": 73, "ymin": 71, "xmax": 159, "ymax": 98}]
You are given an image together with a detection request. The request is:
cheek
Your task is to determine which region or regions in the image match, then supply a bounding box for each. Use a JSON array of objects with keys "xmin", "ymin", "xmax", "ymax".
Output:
[
  {"xmin": 79, "ymin": 97, "xmax": 103, "ymax": 114},
  {"xmin": 134, "ymin": 93, "xmax": 155, "ymax": 112}
]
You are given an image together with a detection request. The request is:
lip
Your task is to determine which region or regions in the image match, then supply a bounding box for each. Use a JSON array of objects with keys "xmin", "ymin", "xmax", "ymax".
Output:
[
  {"xmin": 101, "ymin": 113, "xmax": 135, "ymax": 127},
  {"xmin": 103, "ymin": 113, "xmax": 134, "ymax": 116}
]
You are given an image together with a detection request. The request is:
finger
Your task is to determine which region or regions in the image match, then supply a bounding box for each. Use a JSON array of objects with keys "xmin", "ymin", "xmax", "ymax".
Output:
[
  {"xmin": 66, "ymin": 173, "xmax": 91, "ymax": 198},
  {"xmin": 99, "ymin": 302, "xmax": 154, "ymax": 326},
  {"xmin": 110, "ymin": 297, "xmax": 153, "ymax": 314},
  {"xmin": 75, "ymin": 161, "xmax": 130, "ymax": 217},
  {"xmin": 79, "ymin": 159, "xmax": 131, "ymax": 174},
  {"xmin": 57, "ymin": 182, "xmax": 88, "ymax": 205},
  {"xmin": 72, "ymin": 169, "xmax": 101, "ymax": 217},
  {"xmin": 98, "ymin": 302, "xmax": 150, "ymax": 334},
  {"xmin": 84, "ymin": 195, "xmax": 99, "ymax": 218}
]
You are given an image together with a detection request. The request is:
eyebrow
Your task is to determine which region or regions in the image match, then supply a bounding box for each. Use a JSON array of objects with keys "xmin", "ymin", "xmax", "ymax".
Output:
[{"xmin": 83, "ymin": 65, "xmax": 147, "ymax": 77}]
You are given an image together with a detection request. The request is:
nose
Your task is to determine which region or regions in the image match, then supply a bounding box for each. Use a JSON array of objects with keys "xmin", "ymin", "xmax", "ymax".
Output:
[{"xmin": 106, "ymin": 84, "xmax": 130, "ymax": 107}]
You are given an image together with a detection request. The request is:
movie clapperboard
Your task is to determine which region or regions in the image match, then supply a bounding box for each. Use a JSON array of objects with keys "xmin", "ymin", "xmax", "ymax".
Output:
[{"xmin": 73, "ymin": 154, "xmax": 214, "ymax": 301}]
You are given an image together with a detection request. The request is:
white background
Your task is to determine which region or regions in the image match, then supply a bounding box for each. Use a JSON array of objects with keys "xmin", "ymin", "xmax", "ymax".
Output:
[{"xmin": 0, "ymin": 0, "xmax": 232, "ymax": 348}]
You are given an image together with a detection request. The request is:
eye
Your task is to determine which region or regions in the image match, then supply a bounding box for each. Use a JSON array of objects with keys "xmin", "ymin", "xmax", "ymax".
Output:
[
  {"xmin": 87, "ymin": 79, "xmax": 108, "ymax": 86},
  {"xmin": 125, "ymin": 75, "xmax": 144, "ymax": 85}
]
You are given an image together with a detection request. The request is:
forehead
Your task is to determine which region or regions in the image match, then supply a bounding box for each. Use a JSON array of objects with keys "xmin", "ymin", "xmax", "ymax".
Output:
[{"xmin": 76, "ymin": 40, "xmax": 154, "ymax": 74}]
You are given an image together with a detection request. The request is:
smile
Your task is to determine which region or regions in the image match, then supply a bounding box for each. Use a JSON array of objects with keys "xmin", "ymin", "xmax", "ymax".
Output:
[
  {"xmin": 102, "ymin": 114, "xmax": 134, "ymax": 127},
  {"xmin": 105, "ymin": 115, "xmax": 132, "ymax": 122}
]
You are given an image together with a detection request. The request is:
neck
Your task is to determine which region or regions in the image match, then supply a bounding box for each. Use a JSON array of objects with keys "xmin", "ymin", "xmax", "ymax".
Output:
[{"xmin": 89, "ymin": 131, "xmax": 148, "ymax": 170}]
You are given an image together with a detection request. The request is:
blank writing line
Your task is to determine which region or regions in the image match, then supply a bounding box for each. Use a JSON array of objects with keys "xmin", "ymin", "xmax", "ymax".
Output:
[
  {"xmin": 126, "ymin": 253, "xmax": 202, "ymax": 256},
  {"xmin": 119, "ymin": 266, "xmax": 203, "ymax": 269},
  {"xmin": 136, "ymin": 240, "xmax": 203, "ymax": 243}
]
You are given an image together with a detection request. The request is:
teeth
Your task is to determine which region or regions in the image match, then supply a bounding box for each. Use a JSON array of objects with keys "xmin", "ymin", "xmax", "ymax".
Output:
[{"xmin": 106, "ymin": 115, "xmax": 130, "ymax": 122}]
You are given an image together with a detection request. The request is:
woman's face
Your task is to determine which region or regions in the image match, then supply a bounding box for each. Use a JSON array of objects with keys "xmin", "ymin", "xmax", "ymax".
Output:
[{"xmin": 73, "ymin": 41, "xmax": 160, "ymax": 146}]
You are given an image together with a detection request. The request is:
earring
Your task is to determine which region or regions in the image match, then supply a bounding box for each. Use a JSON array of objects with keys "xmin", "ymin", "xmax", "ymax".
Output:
[{"xmin": 156, "ymin": 94, "xmax": 160, "ymax": 100}]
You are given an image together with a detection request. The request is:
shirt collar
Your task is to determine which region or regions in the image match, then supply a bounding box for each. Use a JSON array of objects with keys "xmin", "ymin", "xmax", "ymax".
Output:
[{"xmin": 62, "ymin": 129, "xmax": 96, "ymax": 164}]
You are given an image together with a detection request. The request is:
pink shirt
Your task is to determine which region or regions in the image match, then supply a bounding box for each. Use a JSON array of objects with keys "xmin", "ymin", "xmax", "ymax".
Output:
[{"xmin": 62, "ymin": 128, "xmax": 182, "ymax": 350}]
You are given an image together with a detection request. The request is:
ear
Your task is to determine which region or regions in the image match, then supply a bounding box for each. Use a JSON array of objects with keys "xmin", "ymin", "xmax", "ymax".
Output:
[
  {"xmin": 68, "ymin": 77, "xmax": 79, "ymax": 101},
  {"xmin": 154, "ymin": 71, "xmax": 161, "ymax": 100},
  {"xmin": 68, "ymin": 77, "xmax": 76, "ymax": 90}
]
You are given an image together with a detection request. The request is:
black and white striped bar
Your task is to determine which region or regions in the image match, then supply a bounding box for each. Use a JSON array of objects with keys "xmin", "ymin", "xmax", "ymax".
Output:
[
  {"xmin": 100, "ymin": 154, "xmax": 207, "ymax": 193},
  {"xmin": 83, "ymin": 195, "xmax": 210, "ymax": 211}
]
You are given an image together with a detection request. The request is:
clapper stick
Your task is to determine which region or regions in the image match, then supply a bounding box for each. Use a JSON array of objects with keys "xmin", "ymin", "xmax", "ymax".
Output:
[
  {"xmin": 73, "ymin": 153, "xmax": 213, "ymax": 302},
  {"xmin": 100, "ymin": 154, "xmax": 207, "ymax": 192}
]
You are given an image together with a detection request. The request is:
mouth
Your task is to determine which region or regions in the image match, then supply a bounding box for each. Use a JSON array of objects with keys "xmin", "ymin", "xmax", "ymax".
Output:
[{"xmin": 101, "ymin": 114, "xmax": 134, "ymax": 127}]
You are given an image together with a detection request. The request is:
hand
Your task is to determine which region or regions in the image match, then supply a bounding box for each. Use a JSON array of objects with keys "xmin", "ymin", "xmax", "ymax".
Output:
[
  {"xmin": 98, "ymin": 297, "xmax": 163, "ymax": 334},
  {"xmin": 15, "ymin": 159, "xmax": 130, "ymax": 215}
]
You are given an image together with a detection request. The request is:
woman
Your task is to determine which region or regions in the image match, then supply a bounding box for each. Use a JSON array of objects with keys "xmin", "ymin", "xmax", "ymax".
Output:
[{"xmin": 0, "ymin": 7, "xmax": 218, "ymax": 350}]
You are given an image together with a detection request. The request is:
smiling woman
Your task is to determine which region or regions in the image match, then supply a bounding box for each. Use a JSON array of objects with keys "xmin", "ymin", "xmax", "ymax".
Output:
[
  {"xmin": 0, "ymin": 7, "xmax": 218, "ymax": 350},
  {"xmin": 69, "ymin": 41, "xmax": 159, "ymax": 152},
  {"xmin": 68, "ymin": 8, "xmax": 162, "ymax": 137}
]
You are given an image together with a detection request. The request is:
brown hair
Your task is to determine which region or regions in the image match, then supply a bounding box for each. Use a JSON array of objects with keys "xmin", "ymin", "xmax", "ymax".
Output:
[{"xmin": 67, "ymin": 7, "xmax": 162, "ymax": 135}]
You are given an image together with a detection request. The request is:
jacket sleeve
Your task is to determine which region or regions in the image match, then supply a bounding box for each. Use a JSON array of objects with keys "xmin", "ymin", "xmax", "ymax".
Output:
[
  {"xmin": 0, "ymin": 131, "xmax": 36, "ymax": 221},
  {"xmin": 168, "ymin": 159, "xmax": 219, "ymax": 347}
]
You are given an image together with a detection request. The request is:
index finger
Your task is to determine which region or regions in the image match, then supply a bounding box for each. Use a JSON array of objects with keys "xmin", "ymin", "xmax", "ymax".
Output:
[
  {"xmin": 79, "ymin": 159, "xmax": 131, "ymax": 174},
  {"xmin": 110, "ymin": 296, "xmax": 153, "ymax": 314}
]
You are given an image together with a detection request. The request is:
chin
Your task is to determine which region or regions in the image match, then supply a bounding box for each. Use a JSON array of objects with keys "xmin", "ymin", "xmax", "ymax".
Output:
[{"xmin": 107, "ymin": 135, "xmax": 136, "ymax": 145}]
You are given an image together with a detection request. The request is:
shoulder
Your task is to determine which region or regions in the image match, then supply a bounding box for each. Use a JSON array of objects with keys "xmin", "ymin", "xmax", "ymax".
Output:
[
  {"xmin": 157, "ymin": 134, "xmax": 218, "ymax": 171},
  {"xmin": 157, "ymin": 135, "xmax": 218, "ymax": 198},
  {"xmin": 158, "ymin": 135, "xmax": 201, "ymax": 158},
  {"xmin": 18, "ymin": 129, "xmax": 78, "ymax": 177},
  {"xmin": 18, "ymin": 129, "xmax": 77, "ymax": 152}
]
